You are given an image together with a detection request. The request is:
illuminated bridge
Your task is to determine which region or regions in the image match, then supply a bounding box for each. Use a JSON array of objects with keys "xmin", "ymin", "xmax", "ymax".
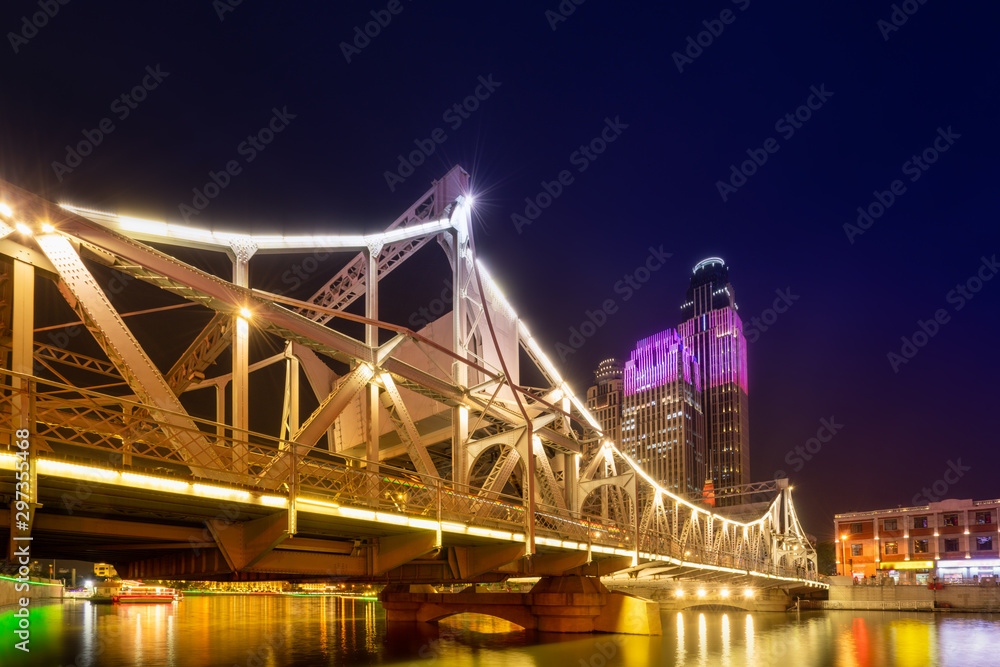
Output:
[{"xmin": 0, "ymin": 167, "xmax": 823, "ymax": 630}]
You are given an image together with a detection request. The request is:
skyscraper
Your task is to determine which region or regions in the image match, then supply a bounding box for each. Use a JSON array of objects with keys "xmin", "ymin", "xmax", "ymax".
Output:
[
  {"xmin": 677, "ymin": 257, "xmax": 750, "ymax": 505},
  {"xmin": 621, "ymin": 330, "xmax": 705, "ymax": 497},
  {"xmin": 586, "ymin": 358, "xmax": 624, "ymax": 451}
]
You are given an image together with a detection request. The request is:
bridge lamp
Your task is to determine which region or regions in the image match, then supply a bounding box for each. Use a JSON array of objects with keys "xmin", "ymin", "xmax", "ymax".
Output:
[
  {"xmin": 0, "ymin": 202, "xmax": 11, "ymax": 217},
  {"xmin": 15, "ymin": 222, "xmax": 32, "ymax": 236},
  {"xmin": 720, "ymin": 589, "xmax": 729, "ymax": 598},
  {"xmin": 674, "ymin": 589, "xmax": 683, "ymax": 598},
  {"xmin": 239, "ymin": 307, "xmax": 252, "ymax": 319},
  {"xmin": 41, "ymin": 222, "xmax": 55, "ymax": 233},
  {"xmin": 743, "ymin": 588, "xmax": 754, "ymax": 598},
  {"xmin": 696, "ymin": 589, "xmax": 706, "ymax": 597}
]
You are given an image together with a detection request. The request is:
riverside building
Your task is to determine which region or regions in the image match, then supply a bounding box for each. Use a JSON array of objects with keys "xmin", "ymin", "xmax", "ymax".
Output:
[{"xmin": 834, "ymin": 497, "xmax": 1000, "ymax": 583}]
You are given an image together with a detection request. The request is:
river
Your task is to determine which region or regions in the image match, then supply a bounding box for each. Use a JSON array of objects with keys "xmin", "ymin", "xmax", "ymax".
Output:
[{"xmin": 1, "ymin": 596, "xmax": 996, "ymax": 666}]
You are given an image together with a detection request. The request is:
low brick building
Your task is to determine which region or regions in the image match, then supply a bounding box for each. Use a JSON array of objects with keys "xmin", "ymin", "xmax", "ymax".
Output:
[{"xmin": 834, "ymin": 498, "xmax": 1000, "ymax": 583}]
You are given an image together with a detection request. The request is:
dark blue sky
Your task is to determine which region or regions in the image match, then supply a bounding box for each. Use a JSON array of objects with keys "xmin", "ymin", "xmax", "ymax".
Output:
[{"xmin": 2, "ymin": 1, "xmax": 998, "ymax": 536}]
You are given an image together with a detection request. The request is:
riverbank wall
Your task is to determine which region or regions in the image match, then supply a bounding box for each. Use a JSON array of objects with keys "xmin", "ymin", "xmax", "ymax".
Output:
[
  {"xmin": 824, "ymin": 576, "xmax": 1000, "ymax": 612},
  {"xmin": 0, "ymin": 577, "xmax": 65, "ymax": 607}
]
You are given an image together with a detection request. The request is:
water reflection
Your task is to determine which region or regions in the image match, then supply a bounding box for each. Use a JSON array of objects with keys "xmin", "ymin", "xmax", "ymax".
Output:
[
  {"xmin": 676, "ymin": 612, "xmax": 686, "ymax": 665},
  {"xmin": 720, "ymin": 614, "xmax": 730, "ymax": 666},
  {"xmin": 698, "ymin": 613, "xmax": 707, "ymax": 666},
  {"xmin": 0, "ymin": 598, "xmax": 998, "ymax": 665}
]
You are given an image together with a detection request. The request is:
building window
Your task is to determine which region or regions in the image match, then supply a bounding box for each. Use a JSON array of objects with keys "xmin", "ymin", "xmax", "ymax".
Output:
[
  {"xmin": 913, "ymin": 516, "xmax": 928, "ymax": 529},
  {"xmin": 851, "ymin": 544, "xmax": 863, "ymax": 557},
  {"xmin": 976, "ymin": 512, "xmax": 993, "ymax": 525},
  {"xmin": 944, "ymin": 538, "xmax": 960, "ymax": 552},
  {"xmin": 914, "ymin": 539, "xmax": 929, "ymax": 554},
  {"xmin": 883, "ymin": 519, "xmax": 897, "ymax": 531},
  {"xmin": 943, "ymin": 513, "xmax": 959, "ymax": 527},
  {"xmin": 977, "ymin": 537, "xmax": 994, "ymax": 551},
  {"xmin": 850, "ymin": 522, "xmax": 863, "ymax": 534},
  {"xmin": 884, "ymin": 541, "xmax": 898, "ymax": 555}
]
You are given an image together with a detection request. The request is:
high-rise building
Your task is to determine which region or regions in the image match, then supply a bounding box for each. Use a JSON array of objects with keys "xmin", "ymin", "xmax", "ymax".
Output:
[
  {"xmin": 620, "ymin": 330, "xmax": 705, "ymax": 497},
  {"xmin": 677, "ymin": 257, "xmax": 750, "ymax": 505},
  {"xmin": 586, "ymin": 358, "xmax": 624, "ymax": 451}
]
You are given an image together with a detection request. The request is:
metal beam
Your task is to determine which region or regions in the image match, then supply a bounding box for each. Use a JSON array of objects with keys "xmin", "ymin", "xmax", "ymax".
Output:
[
  {"xmin": 207, "ymin": 511, "xmax": 289, "ymax": 571},
  {"xmin": 504, "ymin": 550, "xmax": 590, "ymax": 576},
  {"xmin": 293, "ymin": 364, "xmax": 373, "ymax": 448},
  {"xmin": 297, "ymin": 166, "xmax": 469, "ymax": 325},
  {"xmin": 378, "ymin": 373, "xmax": 439, "ymax": 483},
  {"xmin": 165, "ymin": 312, "xmax": 230, "ymax": 393},
  {"xmin": 35, "ymin": 234, "xmax": 228, "ymax": 481},
  {"xmin": 373, "ymin": 531, "xmax": 439, "ymax": 575},
  {"xmin": 449, "ymin": 544, "xmax": 526, "ymax": 580}
]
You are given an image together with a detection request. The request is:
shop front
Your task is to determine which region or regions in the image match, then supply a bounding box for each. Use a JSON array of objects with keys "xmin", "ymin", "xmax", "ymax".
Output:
[
  {"xmin": 936, "ymin": 558, "xmax": 1000, "ymax": 583},
  {"xmin": 878, "ymin": 560, "xmax": 934, "ymax": 584}
]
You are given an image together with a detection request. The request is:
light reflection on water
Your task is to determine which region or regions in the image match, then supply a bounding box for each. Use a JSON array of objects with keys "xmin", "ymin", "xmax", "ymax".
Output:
[{"xmin": 0, "ymin": 597, "xmax": 997, "ymax": 666}]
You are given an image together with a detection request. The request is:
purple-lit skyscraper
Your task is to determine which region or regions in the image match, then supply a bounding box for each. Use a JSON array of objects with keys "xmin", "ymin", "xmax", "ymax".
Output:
[
  {"xmin": 621, "ymin": 330, "xmax": 705, "ymax": 497},
  {"xmin": 677, "ymin": 257, "xmax": 750, "ymax": 505}
]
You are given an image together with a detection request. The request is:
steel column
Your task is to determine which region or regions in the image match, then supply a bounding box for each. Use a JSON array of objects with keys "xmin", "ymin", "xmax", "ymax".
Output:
[
  {"xmin": 230, "ymin": 240, "xmax": 256, "ymax": 474},
  {"xmin": 364, "ymin": 245, "xmax": 380, "ymax": 471}
]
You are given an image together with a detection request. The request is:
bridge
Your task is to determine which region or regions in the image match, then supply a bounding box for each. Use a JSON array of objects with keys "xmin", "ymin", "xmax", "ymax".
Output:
[{"xmin": 0, "ymin": 166, "xmax": 823, "ymax": 632}]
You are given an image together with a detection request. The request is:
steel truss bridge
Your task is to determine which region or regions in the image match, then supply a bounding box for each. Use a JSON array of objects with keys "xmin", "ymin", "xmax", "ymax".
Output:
[{"xmin": 0, "ymin": 166, "xmax": 823, "ymax": 590}]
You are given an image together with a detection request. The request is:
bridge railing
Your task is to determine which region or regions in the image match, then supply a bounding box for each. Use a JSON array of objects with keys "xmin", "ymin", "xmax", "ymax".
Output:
[
  {"xmin": 636, "ymin": 524, "xmax": 822, "ymax": 583},
  {"xmin": 0, "ymin": 371, "xmax": 820, "ymax": 581}
]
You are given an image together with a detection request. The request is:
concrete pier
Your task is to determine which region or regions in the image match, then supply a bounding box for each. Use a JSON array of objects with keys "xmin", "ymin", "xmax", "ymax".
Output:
[{"xmin": 379, "ymin": 575, "xmax": 662, "ymax": 634}]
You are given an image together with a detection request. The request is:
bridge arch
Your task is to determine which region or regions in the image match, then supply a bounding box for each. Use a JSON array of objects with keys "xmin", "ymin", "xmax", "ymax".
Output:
[
  {"xmin": 417, "ymin": 604, "xmax": 535, "ymax": 630},
  {"xmin": 578, "ymin": 481, "xmax": 635, "ymax": 530}
]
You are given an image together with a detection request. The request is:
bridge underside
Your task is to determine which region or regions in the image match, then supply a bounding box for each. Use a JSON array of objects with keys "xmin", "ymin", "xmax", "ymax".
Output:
[{"xmin": 0, "ymin": 471, "xmax": 633, "ymax": 584}]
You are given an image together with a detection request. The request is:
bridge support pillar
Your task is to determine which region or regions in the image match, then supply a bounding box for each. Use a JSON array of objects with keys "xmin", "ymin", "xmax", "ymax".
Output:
[
  {"xmin": 529, "ymin": 575, "xmax": 606, "ymax": 633},
  {"xmin": 379, "ymin": 576, "xmax": 661, "ymax": 635}
]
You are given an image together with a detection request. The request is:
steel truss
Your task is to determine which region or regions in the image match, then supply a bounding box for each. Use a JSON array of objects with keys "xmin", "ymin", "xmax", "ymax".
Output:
[{"xmin": 0, "ymin": 169, "xmax": 818, "ymax": 582}]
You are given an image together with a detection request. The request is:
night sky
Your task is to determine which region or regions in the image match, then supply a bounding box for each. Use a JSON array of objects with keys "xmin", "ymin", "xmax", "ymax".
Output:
[{"xmin": 2, "ymin": 1, "xmax": 998, "ymax": 539}]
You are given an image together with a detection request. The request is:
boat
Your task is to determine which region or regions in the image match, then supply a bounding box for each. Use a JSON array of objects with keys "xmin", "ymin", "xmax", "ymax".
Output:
[
  {"xmin": 91, "ymin": 580, "xmax": 182, "ymax": 603},
  {"xmin": 114, "ymin": 583, "xmax": 183, "ymax": 603}
]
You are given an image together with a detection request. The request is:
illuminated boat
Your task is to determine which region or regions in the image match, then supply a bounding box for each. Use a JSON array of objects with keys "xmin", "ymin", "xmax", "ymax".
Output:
[{"xmin": 109, "ymin": 581, "xmax": 182, "ymax": 604}]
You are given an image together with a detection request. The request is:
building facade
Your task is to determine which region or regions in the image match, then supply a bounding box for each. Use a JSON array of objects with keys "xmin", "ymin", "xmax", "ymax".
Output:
[
  {"xmin": 621, "ymin": 329, "xmax": 705, "ymax": 498},
  {"xmin": 677, "ymin": 257, "xmax": 750, "ymax": 504},
  {"xmin": 585, "ymin": 358, "xmax": 624, "ymax": 450},
  {"xmin": 835, "ymin": 498, "xmax": 1000, "ymax": 582}
]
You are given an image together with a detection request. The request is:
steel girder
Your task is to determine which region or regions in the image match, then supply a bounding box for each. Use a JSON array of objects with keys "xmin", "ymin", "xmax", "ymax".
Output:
[
  {"xmin": 165, "ymin": 312, "xmax": 231, "ymax": 393},
  {"xmin": 35, "ymin": 234, "xmax": 231, "ymax": 481}
]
